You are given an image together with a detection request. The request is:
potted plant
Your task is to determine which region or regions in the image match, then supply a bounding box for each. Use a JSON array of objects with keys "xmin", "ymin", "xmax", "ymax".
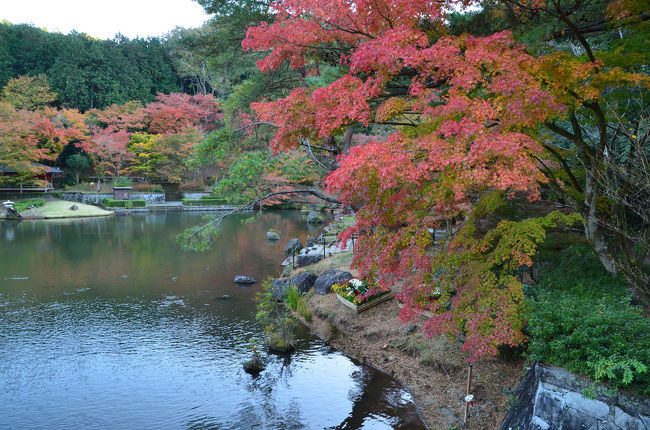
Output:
[{"xmin": 332, "ymin": 278, "xmax": 395, "ymax": 313}]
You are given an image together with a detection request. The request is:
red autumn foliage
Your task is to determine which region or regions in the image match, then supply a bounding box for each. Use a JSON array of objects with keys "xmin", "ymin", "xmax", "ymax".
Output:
[
  {"xmin": 244, "ymin": 0, "xmax": 569, "ymax": 360},
  {"xmin": 145, "ymin": 93, "xmax": 223, "ymax": 134}
]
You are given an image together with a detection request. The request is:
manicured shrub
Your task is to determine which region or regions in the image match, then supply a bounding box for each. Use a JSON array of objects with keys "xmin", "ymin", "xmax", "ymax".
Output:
[
  {"xmin": 525, "ymin": 243, "xmax": 650, "ymax": 395},
  {"xmin": 14, "ymin": 199, "xmax": 45, "ymax": 212},
  {"xmin": 182, "ymin": 198, "xmax": 227, "ymax": 206},
  {"xmin": 101, "ymin": 199, "xmax": 146, "ymax": 208}
]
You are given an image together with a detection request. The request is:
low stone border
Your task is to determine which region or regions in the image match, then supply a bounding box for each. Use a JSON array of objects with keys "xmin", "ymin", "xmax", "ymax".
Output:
[{"xmin": 182, "ymin": 205, "xmax": 239, "ymax": 211}]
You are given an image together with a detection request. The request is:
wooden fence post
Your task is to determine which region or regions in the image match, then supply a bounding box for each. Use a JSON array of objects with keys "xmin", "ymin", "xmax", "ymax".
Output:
[{"xmin": 464, "ymin": 364, "xmax": 473, "ymax": 424}]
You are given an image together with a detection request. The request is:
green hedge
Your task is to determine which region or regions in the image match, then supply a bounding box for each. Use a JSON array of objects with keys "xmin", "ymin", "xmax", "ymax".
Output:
[
  {"xmin": 14, "ymin": 199, "xmax": 45, "ymax": 212},
  {"xmin": 101, "ymin": 199, "xmax": 146, "ymax": 208},
  {"xmin": 182, "ymin": 198, "xmax": 227, "ymax": 206},
  {"xmin": 525, "ymin": 243, "xmax": 650, "ymax": 395}
]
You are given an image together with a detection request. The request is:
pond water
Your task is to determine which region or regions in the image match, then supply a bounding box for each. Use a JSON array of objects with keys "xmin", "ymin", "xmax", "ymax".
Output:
[{"xmin": 0, "ymin": 212, "xmax": 427, "ymax": 429}]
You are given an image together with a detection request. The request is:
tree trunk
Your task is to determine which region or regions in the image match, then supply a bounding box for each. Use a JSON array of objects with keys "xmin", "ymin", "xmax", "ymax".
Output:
[{"xmin": 583, "ymin": 173, "xmax": 617, "ymax": 274}]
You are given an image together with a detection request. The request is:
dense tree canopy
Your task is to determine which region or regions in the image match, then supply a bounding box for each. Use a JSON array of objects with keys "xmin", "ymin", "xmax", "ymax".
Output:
[{"xmin": 0, "ymin": 22, "xmax": 181, "ymax": 111}]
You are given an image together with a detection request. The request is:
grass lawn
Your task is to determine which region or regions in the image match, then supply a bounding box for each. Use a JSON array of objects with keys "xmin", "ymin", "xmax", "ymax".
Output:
[{"xmin": 29, "ymin": 200, "xmax": 113, "ymax": 218}]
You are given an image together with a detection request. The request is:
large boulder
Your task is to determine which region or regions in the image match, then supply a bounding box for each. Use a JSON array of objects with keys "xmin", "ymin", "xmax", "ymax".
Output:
[
  {"xmin": 266, "ymin": 231, "xmax": 280, "ymax": 241},
  {"xmin": 291, "ymin": 271, "xmax": 317, "ymax": 294},
  {"xmin": 234, "ymin": 275, "xmax": 257, "ymax": 284},
  {"xmin": 313, "ymin": 270, "xmax": 353, "ymax": 295},
  {"xmin": 306, "ymin": 211, "xmax": 323, "ymax": 224},
  {"xmin": 271, "ymin": 271, "xmax": 317, "ymax": 299},
  {"xmin": 270, "ymin": 278, "xmax": 292, "ymax": 300},
  {"xmin": 284, "ymin": 238, "xmax": 303, "ymax": 257},
  {"xmin": 297, "ymin": 254, "xmax": 322, "ymax": 267}
]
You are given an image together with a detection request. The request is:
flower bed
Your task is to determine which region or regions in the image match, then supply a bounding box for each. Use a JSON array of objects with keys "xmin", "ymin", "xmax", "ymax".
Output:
[
  {"xmin": 101, "ymin": 198, "xmax": 146, "ymax": 208},
  {"xmin": 332, "ymin": 278, "xmax": 395, "ymax": 313}
]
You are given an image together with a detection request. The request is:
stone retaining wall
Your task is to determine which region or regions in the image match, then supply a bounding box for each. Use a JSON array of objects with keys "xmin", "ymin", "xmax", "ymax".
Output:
[
  {"xmin": 181, "ymin": 192, "xmax": 212, "ymax": 200},
  {"xmin": 62, "ymin": 192, "xmax": 165, "ymax": 205},
  {"xmin": 500, "ymin": 363, "xmax": 650, "ymax": 430},
  {"xmin": 181, "ymin": 205, "xmax": 238, "ymax": 211}
]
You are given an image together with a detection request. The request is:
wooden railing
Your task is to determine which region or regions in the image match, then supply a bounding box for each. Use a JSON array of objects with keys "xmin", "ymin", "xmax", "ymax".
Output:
[{"xmin": 0, "ymin": 184, "xmax": 54, "ymax": 192}]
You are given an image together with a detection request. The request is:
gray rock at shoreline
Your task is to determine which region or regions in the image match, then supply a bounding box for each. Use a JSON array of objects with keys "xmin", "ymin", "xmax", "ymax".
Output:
[
  {"xmin": 297, "ymin": 254, "xmax": 322, "ymax": 267},
  {"xmin": 306, "ymin": 211, "xmax": 323, "ymax": 224},
  {"xmin": 284, "ymin": 238, "xmax": 302, "ymax": 257},
  {"xmin": 271, "ymin": 271, "xmax": 317, "ymax": 299},
  {"xmin": 234, "ymin": 275, "xmax": 257, "ymax": 284},
  {"xmin": 313, "ymin": 270, "xmax": 352, "ymax": 295},
  {"xmin": 266, "ymin": 231, "xmax": 280, "ymax": 241}
]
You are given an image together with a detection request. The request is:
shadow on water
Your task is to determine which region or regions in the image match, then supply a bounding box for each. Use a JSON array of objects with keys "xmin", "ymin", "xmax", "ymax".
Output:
[{"xmin": 0, "ymin": 212, "xmax": 427, "ymax": 429}]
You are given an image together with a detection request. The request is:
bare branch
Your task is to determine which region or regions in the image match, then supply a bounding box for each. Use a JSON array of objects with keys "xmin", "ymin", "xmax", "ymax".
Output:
[{"xmin": 178, "ymin": 188, "xmax": 341, "ymax": 251}]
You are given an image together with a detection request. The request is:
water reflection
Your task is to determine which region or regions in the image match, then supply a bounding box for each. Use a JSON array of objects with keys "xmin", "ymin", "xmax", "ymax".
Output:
[{"xmin": 0, "ymin": 213, "xmax": 426, "ymax": 429}]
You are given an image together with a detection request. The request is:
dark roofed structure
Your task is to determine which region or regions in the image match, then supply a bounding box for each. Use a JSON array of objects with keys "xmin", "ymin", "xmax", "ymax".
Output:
[{"xmin": 0, "ymin": 163, "xmax": 63, "ymax": 193}]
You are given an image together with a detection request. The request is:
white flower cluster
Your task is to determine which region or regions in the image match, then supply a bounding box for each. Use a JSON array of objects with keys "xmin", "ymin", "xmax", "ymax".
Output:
[{"xmin": 349, "ymin": 278, "xmax": 364, "ymax": 288}]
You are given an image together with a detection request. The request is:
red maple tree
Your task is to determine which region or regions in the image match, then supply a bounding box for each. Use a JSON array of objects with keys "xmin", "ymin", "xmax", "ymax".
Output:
[{"xmin": 242, "ymin": 0, "xmax": 576, "ymax": 360}]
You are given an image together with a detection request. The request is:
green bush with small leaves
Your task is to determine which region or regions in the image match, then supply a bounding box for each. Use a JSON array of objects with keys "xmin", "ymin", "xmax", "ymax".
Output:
[
  {"xmin": 14, "ymin": 199, "xmax": 45, "ymax": 212},
  {"xmin": 101, "ymin": 199, "xmax": 146, "ymax": 208},
  {"xmin": 525, "ymin": 243, "xmax": 650, "ymax": 395},
  {"xmin": 182, "ymin": 198, "xmax": 227, "ymax": 206}
]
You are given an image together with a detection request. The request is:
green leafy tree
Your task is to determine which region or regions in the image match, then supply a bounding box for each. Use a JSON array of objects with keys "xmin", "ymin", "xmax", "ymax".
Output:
[
  {"xmin": 1, "ymin": 74, "xmax": 57, "ymax": 110},
  {"xmin": 213, "ymin": 151, "xmax": 268, "ymax": 203},
  {"xmin": 66, "ymin": 153, "xmax": 91, "ymax": 184}
]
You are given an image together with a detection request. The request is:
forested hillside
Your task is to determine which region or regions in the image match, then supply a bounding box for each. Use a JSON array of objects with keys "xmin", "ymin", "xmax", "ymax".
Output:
[{"xmin": 0, "ymin": 21, "xmax": 180, "ymax": 110}]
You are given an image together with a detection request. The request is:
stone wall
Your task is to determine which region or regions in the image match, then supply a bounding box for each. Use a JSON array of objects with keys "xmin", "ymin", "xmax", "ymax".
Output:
[
  {"xmin": 181, "ymin": 192, "xmax": 212, "ymax": 200},
  {"xmin": 182, "ymin": 205, "xmax": 238, "ymax": 211},
  {"xmin": 62, "ymin": 192, "xmax": 165, "ymax": 205},
  {"xmin": 500, "ymin": 363, "xmax": 650, "ymax": 430}
]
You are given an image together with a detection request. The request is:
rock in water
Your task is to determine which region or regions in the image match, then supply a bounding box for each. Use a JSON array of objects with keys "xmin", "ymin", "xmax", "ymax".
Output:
[
  {"xmin": 266, "ymin": 231, "xmax": 280, "ymax": 240},
  {"xmin": 313, "ymin": 270, "xmax": 353, "ymax": 295},
  {"xmin": 243, "ymin": 355, "xmax": 265, "ymax": 376},
  {"xmin": 306, "ymin": 211, "xmax": 323, "ymax": 224},
  {"xmin": 234, "ymin": 275, "xmax": 257, "ymax": 284},
  {"xmin": 284, "ymin": 238, "xmax": 303, "ymax": 257}
]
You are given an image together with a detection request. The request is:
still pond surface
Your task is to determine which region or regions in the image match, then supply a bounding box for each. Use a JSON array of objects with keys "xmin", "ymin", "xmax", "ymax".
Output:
[{"xmin": 0, "ymin": 212, "xmax": 426, "ymax": 429}]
